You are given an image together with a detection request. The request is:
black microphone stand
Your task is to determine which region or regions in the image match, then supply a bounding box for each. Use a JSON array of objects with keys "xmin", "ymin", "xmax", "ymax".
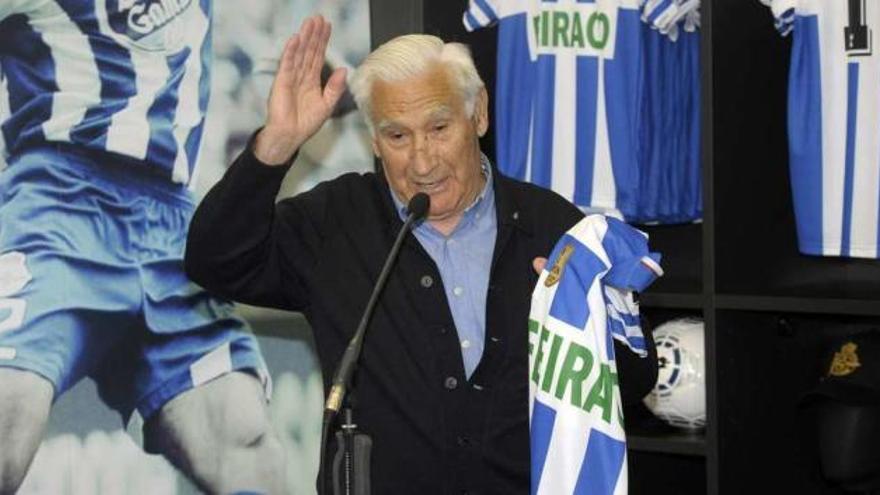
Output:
[{"xmin": 318, "ymin": 193, "xmax": 429, "ymax": 495}]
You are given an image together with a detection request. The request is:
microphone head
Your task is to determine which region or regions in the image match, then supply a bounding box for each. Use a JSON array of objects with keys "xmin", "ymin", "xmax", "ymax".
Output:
[{"xmin": 407, "ymin": 193, "xmax": 430, "ymax": 221}]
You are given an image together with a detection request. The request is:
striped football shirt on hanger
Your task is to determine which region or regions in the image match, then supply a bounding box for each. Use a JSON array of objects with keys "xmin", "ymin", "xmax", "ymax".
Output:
[
  {"xmin": 762, "ymin": 0, "xmax": 880, "ymax": 258},
  {"xmin": 464, "ymin": 0, "xmax": 646, "ymax": 219}
]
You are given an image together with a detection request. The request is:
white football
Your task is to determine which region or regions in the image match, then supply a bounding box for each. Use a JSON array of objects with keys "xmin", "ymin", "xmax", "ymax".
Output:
[{"xmin": 643, "ymin": 318, "xmax": 706, "ymax": 430}]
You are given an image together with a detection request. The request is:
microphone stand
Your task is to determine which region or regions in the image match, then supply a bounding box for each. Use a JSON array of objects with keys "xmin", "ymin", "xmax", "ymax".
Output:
[{"xmin": 318, "ymin": 193, "xmax": 429, "ymax": 495}]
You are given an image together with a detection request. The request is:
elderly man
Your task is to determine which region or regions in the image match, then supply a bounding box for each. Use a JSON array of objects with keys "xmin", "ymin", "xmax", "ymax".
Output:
[{"xmin": 186, "ymin": 16, "xmax": 657, "ymax": 494}]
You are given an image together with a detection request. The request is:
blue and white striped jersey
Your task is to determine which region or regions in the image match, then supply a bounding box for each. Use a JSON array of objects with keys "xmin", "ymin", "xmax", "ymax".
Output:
[
  {"xmin": 464, "ymin": 0, "xmax": 646, "ymax": 219},
  {"xmin": 763, "ymin": 0, "xmax": 880, "ymax": 258},
  {"xmin": 464, "ymin": 0, "xmax": 702, "ymax": 224},
  {"xmin": 528, "ymin": 215, "xmax": 662, "ymax": 495},
  {"xmin": 635, "ymin": 8, "xmax": 701, "ymax": 224},
  {"xmin": 0, "ymin": 0, "xmax": 212, "ymax": 185}
]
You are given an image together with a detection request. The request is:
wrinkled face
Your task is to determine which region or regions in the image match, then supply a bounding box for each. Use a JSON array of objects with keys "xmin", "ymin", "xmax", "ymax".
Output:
[{"xmin": 370, "ymin": 65, "xmax": 488, "ymax": 227}]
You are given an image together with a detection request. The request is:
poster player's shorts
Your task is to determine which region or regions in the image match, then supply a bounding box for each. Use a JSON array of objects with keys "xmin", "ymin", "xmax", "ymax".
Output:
[{"xmin": 0, "ymin": 145, "xmax": 269, "ymax": 422}]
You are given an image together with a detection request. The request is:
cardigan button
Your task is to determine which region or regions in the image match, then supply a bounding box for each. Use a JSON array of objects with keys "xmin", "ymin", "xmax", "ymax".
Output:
[
  {"xmin": 420, "ymin": 275, "xmax": 434, "ymax": 288},
  {"xmin": 444, "ymin": 376, "xmax": 458, "ymax": 390}
]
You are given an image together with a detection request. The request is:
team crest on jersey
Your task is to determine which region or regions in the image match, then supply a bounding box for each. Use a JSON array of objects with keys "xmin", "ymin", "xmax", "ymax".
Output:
[
  {"xmin": 544, "ymin": 244, "xmax": 575, "ymax": 287},
  {"xmin": 828, "ymin": 342, "xmax": 861, "ymax": 377},
  {"xmin": 105, "ymin": 0, "xmax": 197, "ymax": 53}
]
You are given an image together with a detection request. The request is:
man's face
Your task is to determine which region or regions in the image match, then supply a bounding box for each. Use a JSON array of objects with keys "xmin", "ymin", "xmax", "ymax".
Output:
[{"xmin": 370, "ymin": 65, "xmax": 488, "ymax": 226}]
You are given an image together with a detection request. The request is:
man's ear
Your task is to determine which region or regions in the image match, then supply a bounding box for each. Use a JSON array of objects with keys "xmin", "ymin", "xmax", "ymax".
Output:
[
  {"xmin": 371, "ymin": 137, "xmax": 380, "ymax": 158},
  {"xmin": 475, "ymin": 87, "xmax": 489, "ymax": 137},
  {"xmin": 371, "ymin": 138, "xmax": 385, "ymax": 175}
]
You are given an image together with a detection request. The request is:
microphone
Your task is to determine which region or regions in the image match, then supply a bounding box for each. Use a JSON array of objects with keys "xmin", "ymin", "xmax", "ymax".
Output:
[
  {"xmin": 406, "ymin": 192, "xmax": 430, "ymax": 222},
  {"xmin": 318, "ymin": 192, "xmax": 430, "ymax": 494}
]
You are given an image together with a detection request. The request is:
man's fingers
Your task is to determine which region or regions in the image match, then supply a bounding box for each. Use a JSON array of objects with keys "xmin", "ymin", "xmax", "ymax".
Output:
[
  {"xmin": 301, "ymin": 16, "xmax": 326, "ymax": 85},
  {"xmin": 532, "ymin": 257, "xmax": 547, "ymax": 275},
  {"xmin": 309, "ymin": 18, "xmax": 332, "ymax": 80},
  {"xmin": 290, "ymin": 17, "xmax": 315, "ymax": 85},
  {"xmin": 276, "ymin": 34, "xmax": 300, "ymax": 83}
]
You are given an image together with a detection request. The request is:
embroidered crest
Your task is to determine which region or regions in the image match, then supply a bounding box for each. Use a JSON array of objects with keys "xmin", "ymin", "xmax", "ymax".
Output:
[
  {"xmin": 544, "ymin": 244, "xmax": 574, "ymax": 287},
  {"xmin": 828, "ymin": 342, "xmax": 861, "ymax": 377}
]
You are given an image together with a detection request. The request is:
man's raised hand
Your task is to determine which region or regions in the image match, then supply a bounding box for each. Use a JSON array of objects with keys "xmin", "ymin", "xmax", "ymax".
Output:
[{"xmin": 255, "ymin": 16, "xmax": 348, "ymax": 165}]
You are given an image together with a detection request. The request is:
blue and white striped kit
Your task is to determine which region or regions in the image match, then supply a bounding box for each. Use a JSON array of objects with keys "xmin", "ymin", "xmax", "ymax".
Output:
[
  {"xmin": 763, "ymin": 0, "xmax": 880, "ymax": 258},
  {"xmin": 528, "ymin": 214, "xmax": 662, "ymax": 495}
]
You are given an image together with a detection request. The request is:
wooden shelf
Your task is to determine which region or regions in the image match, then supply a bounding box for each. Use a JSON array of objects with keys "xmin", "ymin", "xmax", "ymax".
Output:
[
  {"xmin": 639, "ymin": 292, "xmax": 703, "ymax": 310},
  {"xmin": 627, "ymin": 427, "xmax": 707, "ymax": 457},
  {"xmin": 715, "ymin": 295, "xmax": 880, "ymax": 316}
]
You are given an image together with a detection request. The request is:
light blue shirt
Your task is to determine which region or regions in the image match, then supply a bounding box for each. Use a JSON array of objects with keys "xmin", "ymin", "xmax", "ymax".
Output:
[{"xmin": 392, "ymin": 157, "xmax": 497, "ymax": 378}]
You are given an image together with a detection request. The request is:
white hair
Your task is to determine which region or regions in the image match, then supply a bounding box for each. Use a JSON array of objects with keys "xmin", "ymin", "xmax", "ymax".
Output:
[{"xmin": 349, "ymin": 34, "xmax": 485, "ymax": 133}]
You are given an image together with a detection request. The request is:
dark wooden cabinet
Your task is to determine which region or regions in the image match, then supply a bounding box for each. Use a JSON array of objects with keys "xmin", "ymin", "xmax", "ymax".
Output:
[{"xmin": 368, "ymin": 0, "xmax": 880, "ymax": 493}]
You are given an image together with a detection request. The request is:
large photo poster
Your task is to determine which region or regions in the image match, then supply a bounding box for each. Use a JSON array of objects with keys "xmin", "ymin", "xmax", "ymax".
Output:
[{"xmin": 0, "ymin": 1, "xmax": 371, "ymax": 493}]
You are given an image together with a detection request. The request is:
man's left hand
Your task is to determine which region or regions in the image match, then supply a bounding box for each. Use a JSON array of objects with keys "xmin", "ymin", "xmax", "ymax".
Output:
[{"xmin": 532, "ymin": 257, "xmax": 547, "ymax": 275}]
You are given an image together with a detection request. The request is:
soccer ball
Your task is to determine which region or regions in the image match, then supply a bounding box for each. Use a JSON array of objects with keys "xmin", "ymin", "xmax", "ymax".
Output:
[{"xmin": 643, "ymin": 318, "xmax": 706, "ymax": 430}]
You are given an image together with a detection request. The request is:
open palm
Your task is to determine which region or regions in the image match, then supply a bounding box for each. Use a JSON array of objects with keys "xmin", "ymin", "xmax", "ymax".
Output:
[{"xmin": 258, "ymin": 16, "xmax": 347, "ymax": 163}]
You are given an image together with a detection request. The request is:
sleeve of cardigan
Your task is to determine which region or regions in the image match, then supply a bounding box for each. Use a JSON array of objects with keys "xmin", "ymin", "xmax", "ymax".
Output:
[
  {"xmin": 616, "ymin": 327, "xmax": 658, "ymax": 406},
  {"xmin": 185, "ymin": 139, "xmax": 321, "ymax": 311}
]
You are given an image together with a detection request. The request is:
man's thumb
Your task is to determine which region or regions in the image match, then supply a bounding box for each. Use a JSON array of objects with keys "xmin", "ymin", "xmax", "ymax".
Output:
[{"xmin": 323, "ymin": 67, "xmax": 348, "ymax": 108}]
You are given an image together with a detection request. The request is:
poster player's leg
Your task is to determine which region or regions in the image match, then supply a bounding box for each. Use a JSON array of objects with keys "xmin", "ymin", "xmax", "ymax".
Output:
[
  {"xmin": 145, "ymin": 371, "xmax": 286, "ymax": 495},
  {"xmin": 133, "ymin": 192, "xmax": 285, "ymax": 494},
  {"xmin": 0, "ymin": 369, "xmax": 53, "ymax": 495}
]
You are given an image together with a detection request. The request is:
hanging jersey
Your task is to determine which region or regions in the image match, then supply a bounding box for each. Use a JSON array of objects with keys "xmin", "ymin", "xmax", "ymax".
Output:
[
  {"xmin": 0, "ymin": 0, "xmax": 212, "ymax": 185},
  {"xmin": 635, "ymin": 8, "xmax": 701, "ymax": 224},
  {"xmin": 528, "ymin": 214, "xmax": 662, "ymax": 495},
  {"xmin": 762, "ymin": 0, "xmax": 880, "ymax": 258},
  {"xmin": 464, "ymin": 0, "xmax": 645, "ymax": 219}
]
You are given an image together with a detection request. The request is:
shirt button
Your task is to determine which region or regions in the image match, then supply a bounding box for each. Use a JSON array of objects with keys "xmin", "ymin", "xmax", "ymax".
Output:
[
  {"xmin": 461, "ymin": 339, "xmax": 471, "ymax": 349},
  {"xmin": 447, "ymin": 238, "xmax": 456, "ymax": 246},
  {"xmin": 444, "ymin": 376, "xmax": 458, "ymax": 390},
  {"xmin": 420, "ymin": 275, "xmax": 433, "ymax": 288},
  {"xmin": 453, "ymin": 286, "xmax": 463, "ymax": 296}
]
